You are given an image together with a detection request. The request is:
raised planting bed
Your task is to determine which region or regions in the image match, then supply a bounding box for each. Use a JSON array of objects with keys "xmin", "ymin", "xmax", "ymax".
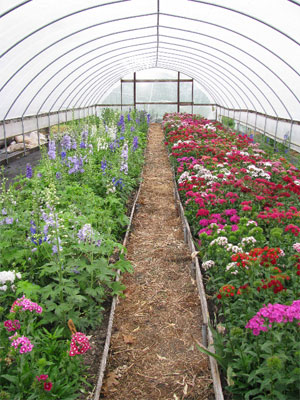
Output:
[
  {"xmin": 0, "ymin": 109, "xmax": 150, "ymax": 400},
  {"xmin": 163, "ymin": 112, "xmax": 300, "ymax": 400}
]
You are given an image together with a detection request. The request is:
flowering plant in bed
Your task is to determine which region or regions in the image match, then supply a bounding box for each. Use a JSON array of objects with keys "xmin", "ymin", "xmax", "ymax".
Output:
[
  {"xmin": 0, "ymin": 109, "xmax": 149, "ymax": 398},
  {"xmin": 164, "ymin": 113, "xmax": 300, "ymax": 399},
  {"xmin": 0, "ymin": 296, "xmax": 90, "ymax": 399}
]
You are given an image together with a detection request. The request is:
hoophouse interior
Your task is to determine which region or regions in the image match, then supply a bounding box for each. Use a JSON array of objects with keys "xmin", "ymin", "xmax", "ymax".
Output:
[{"xmin": 0, "ymin": 1, "xmax": 300, "ymax": 400}]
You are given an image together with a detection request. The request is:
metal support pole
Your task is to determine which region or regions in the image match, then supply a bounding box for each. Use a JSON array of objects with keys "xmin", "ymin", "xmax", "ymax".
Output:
[
  {"xmin": 245, "ymin": 110, "xmax": 249, "ymax": 135},
  {"xmin": 121, "ymin": 79, "xmax": 123, "ymax": 113},
  {"xmin": 192, "ymin": 78, "xmax": 194, "ymax": 114},
  {"xmin": 215, "ymin": 105, "xmax": 218, "ymax": 121},
  {"xmin": 57, "ymin": 112, "xmax": 60, "ymax": 134},
  {"xmin": 263, "ymin": 115, "xmax": 267, "ymax": 140},
  {"xmin": 48, "ymin": 112, "xmax": 51, "ymax": 135},
  {"xmin": 274, "ymin": 118, "xmax": 279, "ymax": 150},
  {"xmin": 36, "ymin": 114, "xmax": 40, "ymax": 147},
  {"xmin": 288, "ymin": 121, "xmax": 294, "ymax": 151},
  {"xmin": 21, "ymin": 116, "xmax": 26, "ymax": 156},
  {"xmin": 3, "ymin": 120, "xmax": 8, "ymax": 164},
  {"xmin": 133, "ymin": 72, "xmax": 136, "ymax": 110},
  {"xmin": 177, "ymin": 72, "xmax": 180, "ymax": 113},
  {"xmin": 253, "ymin": 112, "xmax": 257, "ymax": 140}
]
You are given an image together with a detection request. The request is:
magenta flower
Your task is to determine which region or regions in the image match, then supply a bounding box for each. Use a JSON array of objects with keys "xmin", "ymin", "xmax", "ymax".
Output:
[
  {"xmin": 224, "ymin": 209, "xmax": 237, "ymax": 216},
  {"xmin": 245, "ymin": 300, "xmax": 300, "ymax": 335},
  {"xmin": 10, "ymin": 335, "xmax": 34, "ymax": 353},
  {"xmin": 3, "ymin": 319, "xmax": 20, "ymax": 332},
  {"xmin": 36, "ymin": 374, "xmax": 49, "ymax": 381},
  {"xmin": 10, "ymin": 296, "xmax": 43, "ymax": 314},
  {"xmin": 69, "ymin": 332, "xmax": 90, "ymax": 356}
]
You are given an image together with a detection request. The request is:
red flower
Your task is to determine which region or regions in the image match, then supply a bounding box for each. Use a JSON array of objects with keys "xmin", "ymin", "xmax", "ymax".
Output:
[{"xmin": 44, "ymin": 381, "xmax": 53, "ymax": 391}]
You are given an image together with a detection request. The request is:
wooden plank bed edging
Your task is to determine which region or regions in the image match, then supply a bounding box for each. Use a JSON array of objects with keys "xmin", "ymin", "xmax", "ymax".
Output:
[{"xmin": 172, "ymin": 170, "xmax": 224, "ymax": 400}]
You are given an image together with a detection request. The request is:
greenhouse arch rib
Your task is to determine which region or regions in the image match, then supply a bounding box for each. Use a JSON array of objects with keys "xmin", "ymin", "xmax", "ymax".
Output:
[
  {"xmin": 188, "ymin": 0, "xmax": 300, "ymax": 46},
  {"xmin": 0, "ymin": 0, "xmax": 32, "ymax": 18},
  {"xmin": 0, "ymin": 0, "xmax": 131, "ymax": 58},
  {"xmin": 25, "ymin": 38, "xmax": 158, "ymax": 117},
  {"xmin": 2, "ymin": 16, "xmax": 287, "ymax": 118},
  {"xmin": 0, "ymin": 0, "xmax": 298, "ymax": 122}
]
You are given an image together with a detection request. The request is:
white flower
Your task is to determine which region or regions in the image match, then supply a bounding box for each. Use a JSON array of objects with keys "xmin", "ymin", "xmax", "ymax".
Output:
[
  {"xmin": 178, "ymin": 171, "xmax": 191, "ymax": 184},
  {"xmin": 210, "ymin": 236, "xmax": 228, "ymax": 246},
  {"xmin": 293, "ymin": 243, "xmax": 300, "ymax": 253},
  {"xmin": 0, "ymin": 270, "xmax": 20, "ymax": 284},
  {"xmin": 278, "ymin": 249, "xmax": 285, "ymax": 257},
  {"xmin": 202, "ymin": 260, "xmax": 215, "ymax": 271},
  {"xmin": 0, "ymin": 285, "xmax": 8, "ymax": 291},
  {"xmin": 246, "ymin": 220, "xmax": 258, "ymax": 226},
  {"xmin": 241, "ymin": 236, "xmax": 257, "ymax": 246},
  {"xmin": 294, "ymin": 180, "xmax": 300, "ymax": 186}
]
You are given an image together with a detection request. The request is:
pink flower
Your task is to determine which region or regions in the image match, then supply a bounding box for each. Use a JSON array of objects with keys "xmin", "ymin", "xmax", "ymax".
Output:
[
  {"xmin": 245, "ymin": 300, "xmax": 300, "ymax": 335},
  {"xmin": 3, "ymin": 319, "xmax": 20, "ymax": 332},
  {"xmin": 242, "ymin": 205, "xmax": 252, "ymax": 211},
  {"xmin": 10, "ymin": 335, "xmax": 34, "ymax": 353},
  {"xmin": 10, "ymin": 296, "xmax": 43, "ymax": 314},
  {"xmin": 293, "ymin": 243, "xmax": 300, "ymax": 253},
  {"xmin": 44, "ymin": 382, "xmax": 53, "ymax": 391},
  {"xmin": 36, "ymin": 374, "xmax": 48, "ymax": 381},
  {"xmin": 69, "ymin": 332, "xmax": 90, "ymax": 356}
]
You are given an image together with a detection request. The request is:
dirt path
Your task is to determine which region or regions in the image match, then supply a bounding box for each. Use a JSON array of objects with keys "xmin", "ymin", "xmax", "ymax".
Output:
[{"xmin": 102, "ymin": 123, "xmax": 213, "ymax": 400}]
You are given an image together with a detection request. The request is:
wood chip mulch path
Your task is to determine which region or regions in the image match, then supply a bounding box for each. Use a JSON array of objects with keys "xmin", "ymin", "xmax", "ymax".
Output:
[{"xmin": 101, "ymin": 123, "xmax": 214, "ymax": 400}]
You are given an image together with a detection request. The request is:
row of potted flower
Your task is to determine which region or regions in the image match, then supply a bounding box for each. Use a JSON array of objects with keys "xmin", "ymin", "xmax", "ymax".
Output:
[
  {"xmin": 0, "ymin": 109, "xmax": 149, "ymax": 399},
  {"xmin": 163, "ymin": 112, "xmax": 300, "ymax": 399}
]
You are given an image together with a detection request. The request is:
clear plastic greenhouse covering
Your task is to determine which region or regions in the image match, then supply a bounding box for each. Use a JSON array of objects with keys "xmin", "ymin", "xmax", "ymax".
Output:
[{"xmin": 0, "ymin": 0, "xmax": 299, "ymax": 123}]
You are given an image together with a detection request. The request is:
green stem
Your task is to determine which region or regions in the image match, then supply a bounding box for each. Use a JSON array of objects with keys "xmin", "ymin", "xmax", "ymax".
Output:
[{"xmin": 90, "ymin": 251, "xmax": 94, "ymax": 289}]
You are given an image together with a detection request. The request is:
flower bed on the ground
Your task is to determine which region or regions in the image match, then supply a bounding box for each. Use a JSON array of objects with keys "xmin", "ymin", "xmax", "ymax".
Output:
[
  {"xmin": 163, "ymin": 112, "xmax": 300, "ymax": 400},
  {"xmin": 0, "ymin": 109, "xmax": 149, "ymax": 399}
]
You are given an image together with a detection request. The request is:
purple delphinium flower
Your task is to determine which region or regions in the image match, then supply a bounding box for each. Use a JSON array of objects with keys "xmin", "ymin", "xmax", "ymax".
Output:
[
  {"xmin": 147, "ymin": 114, "xmax": 151, "ymax": 124},
  {"xmin": 121, "ymin": 143, "xmax": 128, "ymax": 161},
  {"xmin": 71, "ymin": 139, "xmax": 77, "ymax": 150},
  {"xmin": 61, "ymin": 134, "xmax": 71, "ymax": 150},
  {"xmin": 68, "ymin": 156, "xmax": 85, "ymax": 174},
  {"xmin": 81, "ymin": 131, "xmax": 88, "ymax": 141},
  {"xmin": 5, "ymin": 217, "xmax": 14, "ymax": 225},
  {"xmin": 26, "ymin": 164, "xmax": 33, "ymax": 179},
  {"xmin": 118, "ymin": 115, "xmax": 124, "ymax": 126},
  {"xmin": 48, "ymin": 140, "xmax": 56, "ymax": 160},
  {"xmin": 80, "ymin": 142, "xmax": 86, "ymax": 149},
  {"xmin": 77, "ymin": 224, "xmax": 93, "ymax": 243},
  {"xmin": 61, "ymin": 151, "xmax": 66, "ymax": 160},
  {"xmin": 131, "ymin": 126, "xmax": 135, "ymax": 132},
  {"xmin": 56, "ymin": 172, "xmax": 61, "ymax": 180},
  {"xmin": 2, "ymin": 208, "xmax": 7, "ymax": 216},
  {"xmin": 112, "ymin": 177, "xmax": 124, "ymax": 189},
  {"xmin": 132, "ymin": 136, "xmax": 138, "ymax": 151},
  {"xmin": 127, "ymin": 113, "xmax": 131, "ymax": 121},
  {"xmin": 136, "ymin": 118, "xmax": 140, "ymax": 124},
  {"xmin": 101, "ymin": 160, "xmax": 107, "ymax": 174},
  {"xmin": 120, "ymin": 143, "xmax": 128, "ymax": 174}
]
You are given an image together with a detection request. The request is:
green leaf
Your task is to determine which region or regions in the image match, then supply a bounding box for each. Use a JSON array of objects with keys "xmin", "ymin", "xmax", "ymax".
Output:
[
  {"xmin": 1, "ymin": 374, "xmax": 18, "ymax": 384},
  {"xmin": 195, "ymin": 343, "xmax": 227, "ymax": 370}
]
